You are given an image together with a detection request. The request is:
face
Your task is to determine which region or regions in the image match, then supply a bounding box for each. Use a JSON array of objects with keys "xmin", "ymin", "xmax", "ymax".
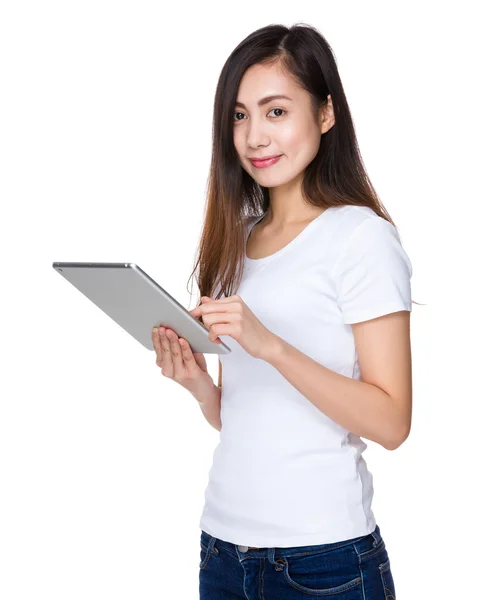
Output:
[{"xmin": 233, "ymin": 61, "xmax": 334, "ymax": 187}]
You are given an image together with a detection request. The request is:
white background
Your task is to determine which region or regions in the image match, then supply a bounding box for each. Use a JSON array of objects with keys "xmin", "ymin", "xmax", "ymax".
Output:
[{"xmin": 1, "ymin": 1, "xmax": 480, "ymax": 598}]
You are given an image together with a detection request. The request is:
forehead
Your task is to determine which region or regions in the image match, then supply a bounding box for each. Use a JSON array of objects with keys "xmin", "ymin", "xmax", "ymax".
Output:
[{"xmin": 236, "ymin": 62, "xmax": 302, "ymax": 104}]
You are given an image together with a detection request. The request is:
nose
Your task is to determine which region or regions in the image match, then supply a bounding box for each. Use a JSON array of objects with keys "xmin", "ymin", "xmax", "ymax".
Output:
[{"xmin": 246, "ymin": 117, "xmax": 270, "ymax": 150}]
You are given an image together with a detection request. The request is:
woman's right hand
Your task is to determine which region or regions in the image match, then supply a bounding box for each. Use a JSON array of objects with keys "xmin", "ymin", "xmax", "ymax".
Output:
[{"xmin": 151, "ymin": 317, "xmax": 214, "ymax": 393}]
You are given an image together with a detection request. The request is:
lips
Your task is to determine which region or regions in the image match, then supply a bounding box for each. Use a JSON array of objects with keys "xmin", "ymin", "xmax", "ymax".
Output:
[
  {"xmin": 249, "ymin": 155, "xmax": 281, "ymax": 162},
  {"xmin": 249, "ymin": 155, "xmax": 282, "ymax": 168}
]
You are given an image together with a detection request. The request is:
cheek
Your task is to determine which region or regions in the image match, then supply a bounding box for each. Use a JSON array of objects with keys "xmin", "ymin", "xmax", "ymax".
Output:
[
  {"xmin": 287, "ymin": 122, "xmax": 321, "ymax": 162},
  {"xmin": 279, "ymin": 120, "xmax": 312, "ymax": 147},
  {"xmin": 233, "ymin": 127, "xmax": 240, "ymax": 146},
  {"xmin": 233, "ymin": 129, "xmax": 245, "ymax": 161}
]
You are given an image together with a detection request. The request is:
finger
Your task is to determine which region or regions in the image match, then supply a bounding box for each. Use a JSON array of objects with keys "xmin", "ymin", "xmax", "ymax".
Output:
[
  {"xmin": 201, "ymin": 310, "xmax": 236, "ymax": 334},
  {"xmin": 194, "ymin": 301, "xmax": 235, "ymax": 319},
  {"xmin": 189, "ymin": 305, "xmax": 202, "ymax": 317},
  {"xmin": 189, "ymin": 308, "xmax": 203, "ymax": 323},
  {"xmin": 152, "ymin": 327, "xmax": 163, "ymax": 365},
  {"xmin": 204, "ymin": 295, "xmax": 239, "ymax": 303},
  {"xmin": 190, "ymin": 298, "xmax": 214, "ymax": 317},
  {"xmin": 178, "ymin": 337, "xmax": 197, "ymax": 372},
  {"xmin": 165, "ymin": 329, "xmax": 185, "ymax": 378},
  {"xmin": 158, "ymin": 327, "xmax": 173, "ymax": 376},
  {"xmin": 209, "ymin": 323, "xmax": 229, "ymax": 342}
]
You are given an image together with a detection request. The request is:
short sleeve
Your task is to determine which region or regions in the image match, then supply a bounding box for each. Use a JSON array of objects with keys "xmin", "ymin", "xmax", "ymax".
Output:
[{"xmin": 331, "ymin": 217, "xmax": 413, "ymax": 324}]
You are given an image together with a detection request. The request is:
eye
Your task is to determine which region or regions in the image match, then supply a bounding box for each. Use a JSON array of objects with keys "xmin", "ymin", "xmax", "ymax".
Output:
[
  {"xmin": 233, "ymin": 108, "xmax": 286, "ymax": 121},
  {"xmin": 267, "ymin": 108, "xmax": 286, "ymax": 118}
]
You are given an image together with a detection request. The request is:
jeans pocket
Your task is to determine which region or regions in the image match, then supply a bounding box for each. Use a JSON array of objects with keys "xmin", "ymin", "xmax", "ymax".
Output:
[
  {"xmin": 199, "ymin": 542, "xmax": 212, "ymax": 570},
  {"xmin": 276, "ymin": 547, "xmax": 362, "ymax": 597},
  {"xmin": 199, "ymin": 533, "xmax": 219, "ymax": 570},
  {"xmin": 379, "ymin": 558, "xmax": 396, "ymax": 599}
]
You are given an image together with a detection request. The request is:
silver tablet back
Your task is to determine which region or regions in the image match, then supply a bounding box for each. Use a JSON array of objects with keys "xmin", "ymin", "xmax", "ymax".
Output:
[{"xmin": 52, "ymin": 262, "xmax": 231, "ymax": 354}]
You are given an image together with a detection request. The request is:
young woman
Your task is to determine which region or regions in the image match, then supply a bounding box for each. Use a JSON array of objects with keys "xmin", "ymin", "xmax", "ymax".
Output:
[{"xmin": 152, "ymin": 22, "xmax": 414, "ymax": 599}]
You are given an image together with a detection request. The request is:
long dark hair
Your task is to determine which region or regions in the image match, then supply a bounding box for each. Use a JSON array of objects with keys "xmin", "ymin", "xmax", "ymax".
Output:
[{"xmin": 188, "ymin": 22, "xmax": 420, "ymax": 308}]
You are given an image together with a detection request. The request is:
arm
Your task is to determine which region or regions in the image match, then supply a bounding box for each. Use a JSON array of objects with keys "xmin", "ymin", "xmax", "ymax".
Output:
[
  {"xmin": 191, "ymin": 359, "xmax": 222, "ymax": 432},
  {"xmin": 265, "ymin": 310, "xmax": 412, "ymax": 450}
]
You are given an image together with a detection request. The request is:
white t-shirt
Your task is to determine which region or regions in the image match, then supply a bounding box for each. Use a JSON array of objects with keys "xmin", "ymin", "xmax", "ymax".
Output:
[{"xmin": 199, "ymin": 205, "xmax": 413, "ymax": 548}]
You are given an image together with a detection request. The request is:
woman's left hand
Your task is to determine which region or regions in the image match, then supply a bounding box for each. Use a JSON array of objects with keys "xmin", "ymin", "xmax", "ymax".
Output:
[{"xmin": 190, "ymin": 295, "xmax": 280, "ymax": 362}]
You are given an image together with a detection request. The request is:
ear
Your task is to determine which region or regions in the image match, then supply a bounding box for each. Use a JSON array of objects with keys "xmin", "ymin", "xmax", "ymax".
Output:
[{"xmin": 319, "ymin": 94, "xmax": 335, "ymax": 135}]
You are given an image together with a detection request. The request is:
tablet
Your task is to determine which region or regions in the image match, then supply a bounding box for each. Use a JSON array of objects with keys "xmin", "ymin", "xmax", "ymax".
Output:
[{"xmin": 52, "ymin": 262, "xmax": 231, "ymax": 354}]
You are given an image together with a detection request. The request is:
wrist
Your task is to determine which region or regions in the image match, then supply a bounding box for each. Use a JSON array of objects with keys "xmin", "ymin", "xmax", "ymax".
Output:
[
  {"xmin": 261, "ymin": 332, "xmax": 286, "ymax": 365},
  {"xmin": 187, "ymin": 375, "xmax": 219, "ymax": 404}
]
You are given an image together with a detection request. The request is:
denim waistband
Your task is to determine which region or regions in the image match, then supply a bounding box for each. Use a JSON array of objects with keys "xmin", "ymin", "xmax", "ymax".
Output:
[{"xmin": 201, "ymin": 524, "xmax": 384, "ymax": 563}]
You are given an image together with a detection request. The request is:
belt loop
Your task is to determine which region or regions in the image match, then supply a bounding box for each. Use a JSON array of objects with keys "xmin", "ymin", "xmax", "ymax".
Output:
[
  {"xmin": 371, "ymin": 525, "xmax": 382, "ymax": 547},
  {"xmin": 268, "ymin": 548, "xmax": 277, "ymax": 565},
  {"xmin": 207, "ymin": 535, "xmax": 219, "ymax": 556}
]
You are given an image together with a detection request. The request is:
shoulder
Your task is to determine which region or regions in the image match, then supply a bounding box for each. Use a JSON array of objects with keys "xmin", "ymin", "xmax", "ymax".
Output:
[
  {"xmin": 331, "ymin": 205, "xmax": 402, "ymax": 251},
  {"xmin": 331, "ymin": 205, "xmax": 412, "ymax": 278},
  {"xmin": 334, "ymin": 204, "xmax": 396, "ymax": 234}
]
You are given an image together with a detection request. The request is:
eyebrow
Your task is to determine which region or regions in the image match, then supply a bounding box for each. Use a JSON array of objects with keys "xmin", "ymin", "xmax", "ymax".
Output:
[{"xmin": 234, "ymin": 94, "xmax": 293, "ymax": 109}]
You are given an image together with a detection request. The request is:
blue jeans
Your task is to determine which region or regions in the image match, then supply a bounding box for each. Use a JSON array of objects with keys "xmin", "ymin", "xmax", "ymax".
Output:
[{"xmin": 199, "ymin": 524, "xmax": 396, "ymax": 599}]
